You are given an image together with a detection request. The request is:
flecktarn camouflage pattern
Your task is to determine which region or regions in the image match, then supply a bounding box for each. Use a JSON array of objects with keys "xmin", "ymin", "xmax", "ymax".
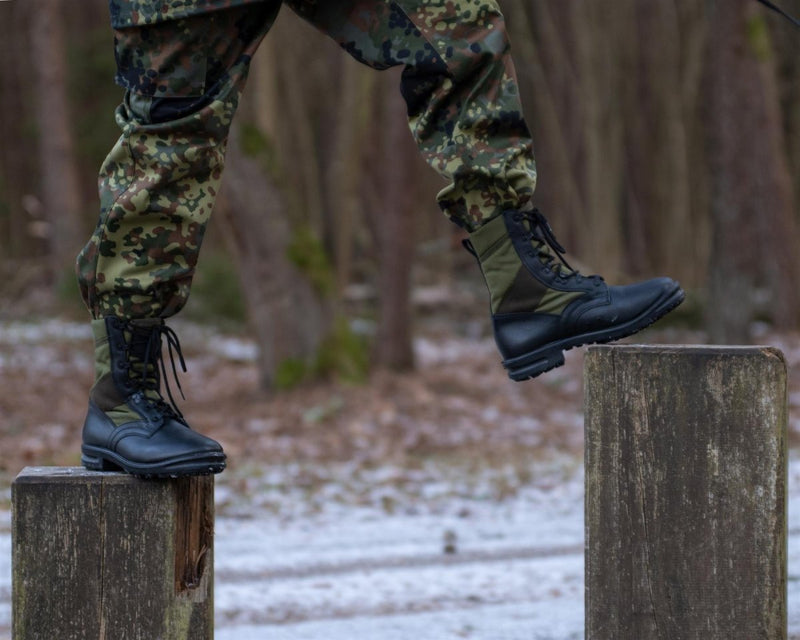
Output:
[
  {"xmin": 77, "ymin": 6, "xmax": 278, "ymax": 318},
  {"xmin": 76, "ymin": 1, "xmax": 684, "ymax": 476},
  {"xmin": 77, "ymin": 0, "xmax": 537, "ymax": 319},
  {"xmin": 108, "ymin": 0, "xmax": 264, "ymax": 27}
]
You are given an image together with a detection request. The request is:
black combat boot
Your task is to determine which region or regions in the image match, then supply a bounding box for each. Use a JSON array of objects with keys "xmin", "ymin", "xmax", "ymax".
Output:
[
  {"xmin": 465, "ymin": 209, "xmax": 685, "ymax": 380},
  {"xmin": 81, "ymin": 316, "xmax": 226, "ymax": 477}
]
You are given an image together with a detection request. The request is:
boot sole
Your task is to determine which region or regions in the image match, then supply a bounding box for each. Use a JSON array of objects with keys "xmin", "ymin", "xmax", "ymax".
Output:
[
  {"xmin": 82, "ymin": 446, "xmax": 226, "ymax": 479},
  {"xmin": 503, "ymin": 285, "xmax": 686, "ymax": 381}
]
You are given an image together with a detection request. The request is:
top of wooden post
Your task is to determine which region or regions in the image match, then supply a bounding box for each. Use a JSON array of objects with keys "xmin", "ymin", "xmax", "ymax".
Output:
[
  {"xmin": 14, "ymin": 466, "xmax": 155, "ymax": 485},
  {"xmin": 588, "ymin": 343, "xmax": 785, "ymax": 360}
]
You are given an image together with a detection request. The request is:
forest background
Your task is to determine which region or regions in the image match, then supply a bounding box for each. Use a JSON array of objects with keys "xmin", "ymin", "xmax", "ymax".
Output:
[
  {"xmin": 4, "ymin": 3, "xmax": 800, "ymax": 634},
  {"xmin": 2, "ymin": 0, "xmax": 800, "ymax": 386}
]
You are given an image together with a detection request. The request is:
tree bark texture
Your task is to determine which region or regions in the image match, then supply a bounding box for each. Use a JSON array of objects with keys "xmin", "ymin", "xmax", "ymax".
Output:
[
  {"xmin": 585, "ymin": 345, "xmax": 787, "ymax": 640},
  {"xmin": 220, "ymin": 124, "xmax": 332, "ymax": 389},
  {"xmin": 367, "ymin": 76, "xmax": 417, "ymax": 371},
  {"xmin": 705, "ymin": 0, "xmax": 800, "ymax": 341},
  {"xmin": 29, "ymin": 0, "xmax": 83, "ymax": 283}
]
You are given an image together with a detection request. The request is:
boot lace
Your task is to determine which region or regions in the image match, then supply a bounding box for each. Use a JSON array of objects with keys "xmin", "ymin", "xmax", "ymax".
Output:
[
  {"xmin": 126, "ymin": 322, "xmax": 188, "ymax": 422},
  {"xmin": 522, "ymin": 209, "xmax": 602, "ymax": 284},
  {"xmin": 756, "ymin": 0, "xmax": 800, "ymax": 28}
]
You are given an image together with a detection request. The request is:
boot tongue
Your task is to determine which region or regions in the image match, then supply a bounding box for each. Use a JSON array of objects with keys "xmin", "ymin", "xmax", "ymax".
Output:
[
  {"xmin": 127, "ymin": 319, "xmax": 188, "ymax": 419},
  {"xmin": 126, "ymin": 319, "xmax": 163, "ymax": 400},
  {"xmin": 468, "ymin": 209, "xmax": 588, "ymax": 280},
  {"xmin": 520, "ymin": 211, "xmax": 577, "ymax": 277}
]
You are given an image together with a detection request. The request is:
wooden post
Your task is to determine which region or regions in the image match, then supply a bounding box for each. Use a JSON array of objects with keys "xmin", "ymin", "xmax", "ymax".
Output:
[
  {"xmin": 12, "ymin": 467, "xmax": 214, "ymax": 640},
  {"xmin": 584, "ymin": 345, "xmax": 787, "ymax": 640}
]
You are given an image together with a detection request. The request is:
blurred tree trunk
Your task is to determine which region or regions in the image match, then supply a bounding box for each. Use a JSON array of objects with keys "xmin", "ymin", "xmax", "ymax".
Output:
[
  {"xmin": 270, "ymin": 16, "xmax": 326, "ymax": 232},
  {"xmin": 506, "ymin": 0, "xmax": 627, "ymax": 277},
  {"xmin": 221, "ymin": 35, "xmax": 333, "ymax": 389},
  {"xmin": 327, "ymin": 61, "xmax": 375, "ymax": 295},
  {"xmin": 365, "ymin": 77, "xmax": 417, "ymax": 371},
  {"xmin": 621, "ymin": 0, "xmax": 701, "ymax": 283},
  {"xmin": 0, "ymin": 2, "xmax": 32, "ymax": 261},
  {"xmin": 570, "ymin": 1, "xmax": 626, "ymax": 277},
  {"xmin": 705, "ymin": 0, "xmax": 800, "ymax": 342},
  {"xmin": 220, "ymin": 126, "xmax": 333, "ymax": 389},
  {"xmin": 504, "ymin": 0, "xmax": 584, "ymax": 250},
  {"xmin": 29, "ymin": 0, "xmax": 83, "ymax": 284},
  {"xmin": 775, "ymin": 0, "xmax": 800, "ymax": 204}
]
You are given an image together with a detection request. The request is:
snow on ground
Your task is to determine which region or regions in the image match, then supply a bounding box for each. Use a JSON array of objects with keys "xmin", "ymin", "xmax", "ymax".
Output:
[
  {"xmin": 213, "ymin": 462, "xmax": 584, "ymax": 635},
  {"xmin": 212, "ymin": 456, "xmax": 800, "ymax": 639},
  {"xmin": 215, "ymin": 600, "xmax": 584, "ymax": 640}
]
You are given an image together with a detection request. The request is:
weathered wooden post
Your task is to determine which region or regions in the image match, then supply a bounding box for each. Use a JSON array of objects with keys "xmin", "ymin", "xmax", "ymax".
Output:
[
  {"xmin": 585, "ymin": 345, "xmax": 787, "ymax": 640},
  {"xmin": 12, "ymin": 467, "xmax": 214, "ymax": 640}
]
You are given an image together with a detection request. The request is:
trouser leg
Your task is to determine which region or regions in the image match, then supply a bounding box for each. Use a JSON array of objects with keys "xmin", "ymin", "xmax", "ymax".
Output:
[
  {"xmin": 76, "ymin": 3, "xmax": 280, "ymax": 319},
  {"xmin": 287, "ymin": 0, "xmax": 537, "ymax": 230},
  {"xmin": 286, "ymin": 2, "xmax": 689, "ymax": 382}
]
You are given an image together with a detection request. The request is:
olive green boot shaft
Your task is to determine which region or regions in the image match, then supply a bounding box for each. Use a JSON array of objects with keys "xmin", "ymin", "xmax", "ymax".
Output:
[
  {"xmin": 89, "ymin": 317, "xmax": 163, "ymax": 427},
  {"xmin": 468, "ymin": 213, "xmax": 583, "ymax": 316}
]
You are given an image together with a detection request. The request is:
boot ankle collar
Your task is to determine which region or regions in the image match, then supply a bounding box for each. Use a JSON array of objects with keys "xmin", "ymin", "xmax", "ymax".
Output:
[{"xmin": 468, "ymin": 212, "xmax": 513, "ymax": 258}]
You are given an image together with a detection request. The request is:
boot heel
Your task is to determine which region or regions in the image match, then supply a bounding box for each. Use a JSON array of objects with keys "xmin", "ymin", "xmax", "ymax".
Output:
[
  {"xmin": 81, "ymin": 453, "xmax": 120, "ymax": 472},
  {"xmin": 506, "ymin": 349, "xmax": 565, "ymax": 381}
]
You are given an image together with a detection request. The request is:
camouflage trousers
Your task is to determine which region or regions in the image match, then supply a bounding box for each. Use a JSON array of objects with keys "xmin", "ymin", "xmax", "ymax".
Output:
[{"xmin": 77, "ymin": 0, "xmax": 538, "ymax": 319}]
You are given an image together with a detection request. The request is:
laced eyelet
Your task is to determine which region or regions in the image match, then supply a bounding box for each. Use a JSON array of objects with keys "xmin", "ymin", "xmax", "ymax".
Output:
[
  {"xmin": 757, "ymin": 0, "xmax": 800, "ymax": 29},
  {"xmin": 517, "ymin": 209, "xmax": 577, "ymax": 278}
]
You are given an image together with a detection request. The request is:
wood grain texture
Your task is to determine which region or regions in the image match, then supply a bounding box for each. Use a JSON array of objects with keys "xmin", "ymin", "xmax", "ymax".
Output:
[
  {"xmin": 12, "ymin": 468, "xmax": 214, "ymax": 640},
  {"xmin": 585, "ymin": 346, "xmax": 787, "ymax": 640}
]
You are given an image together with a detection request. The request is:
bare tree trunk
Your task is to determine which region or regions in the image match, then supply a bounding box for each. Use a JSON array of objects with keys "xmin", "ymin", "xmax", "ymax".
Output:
[
  {"xmin": 705, "ymin": 0, "xmax": 800, "ymax": 342},
  {"xmin": 327, "ymin": 62, "xmax": 376, "ymax": 295},
  {"xmin": 508, "ymin": 0, "xmax": 627, "ymax": 277},
  {"xmin": 504, "ymin": 0, "xmax": 584, "ymax": 248},
  {"xmin": 366, "ymin": 78, "xmax": 417, "ymax": 371},
  {"xmin": 0, "ymin": 2, "xmax": 31, "ymax": 261},
  {"xmin": 622, "ymin": 0, "xmax": 698, "ymax": 281},
  {"xmin": 774, "ymin": 1, "xmax": 800, "ymax": 206},
  {"xmin": 29, "ymin": 0, "xmax": 83, "ymax": 284},
  {"xmin": 220, "ymin": 126, "xmax": 332, "ymax": 389},
  {"xmin": 571, "ymin": 1, "xmax": 626, "ymax": 277},
  {"xmin": 271, "ymin": 17, "xmax": 325, "ymax": 232}
]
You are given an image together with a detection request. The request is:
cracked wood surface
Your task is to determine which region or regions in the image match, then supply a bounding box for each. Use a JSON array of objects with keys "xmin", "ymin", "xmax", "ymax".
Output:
[
  {"xmin": 585, "ymin": 345, "xmax": 787, "ymax": 640},
  {"xmin": 12, "ymin": 468, "xmax": 214, "ymax": 640}
]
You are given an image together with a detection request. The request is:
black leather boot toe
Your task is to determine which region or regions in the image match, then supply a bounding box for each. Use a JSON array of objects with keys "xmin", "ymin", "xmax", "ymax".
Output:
[
  {"xmin": 81, "ymin": 317, "xmax": 226, "ymax": 478},
  {"xmin": 466, "ymin": 209, "xmax": 685, "ymax": 380}
]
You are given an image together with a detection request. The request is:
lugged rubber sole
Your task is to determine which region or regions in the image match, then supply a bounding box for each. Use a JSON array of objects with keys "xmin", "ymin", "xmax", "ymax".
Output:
[
  {"xmin": 81, "ymin": 446, "xmax": 226, "ymax": 479},
  {"xmin": 504, "ymin": 286, "xmax": 686, "ymax": 382}
]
